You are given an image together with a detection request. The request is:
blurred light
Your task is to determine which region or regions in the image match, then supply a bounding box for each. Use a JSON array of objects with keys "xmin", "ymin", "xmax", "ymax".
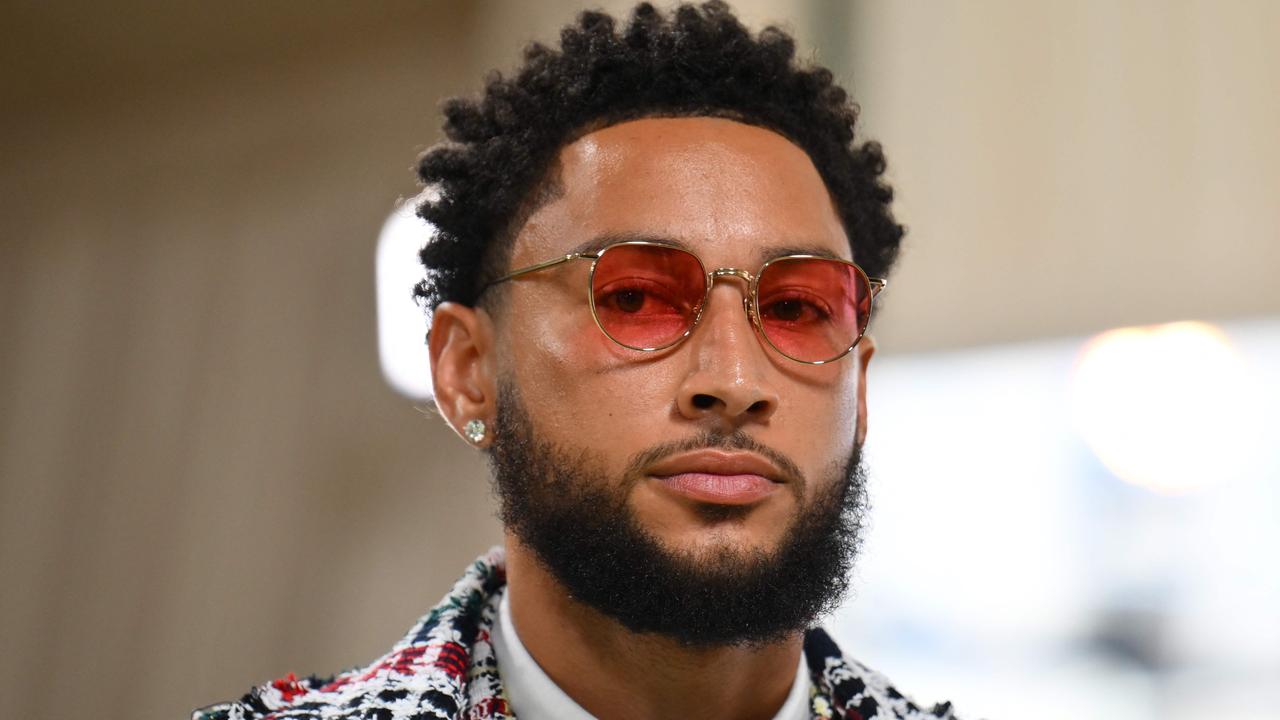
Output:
[
  {"xmin": 376, "ymin": 200, "xmax": 434, "ymax": 400},
  {"xmin": 1070, "ymin": 321, "xmax": 1257, "ymax": 495},
  {"xmin": 835, "ymin": 319, "xmax": 1280, "ymax": 719}
]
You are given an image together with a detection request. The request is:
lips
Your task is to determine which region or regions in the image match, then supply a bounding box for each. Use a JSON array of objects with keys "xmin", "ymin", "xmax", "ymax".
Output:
[{"xmin": 648, "ymin": 450, "xmax": 785, "ymax": 506}]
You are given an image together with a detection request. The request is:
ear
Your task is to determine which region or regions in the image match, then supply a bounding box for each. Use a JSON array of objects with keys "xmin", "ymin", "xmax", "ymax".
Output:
[
  {"xmin": 429, "ymin": 302, "xmax": 498, "ymax": 447},
  {"xmin": 853, "ymin": 334, "xmax": 877, "ymax": 447}
]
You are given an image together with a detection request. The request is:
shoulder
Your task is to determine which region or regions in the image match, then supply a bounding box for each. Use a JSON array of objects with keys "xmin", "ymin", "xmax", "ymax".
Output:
[
  {"xmin": 191, "ymin": 705, "xmax": 230, "ymax": 720},
  {"xmin": 190, "ymin": 547, "xmax": 510, "ymax": 720},
  {"xmin": 190, "ymin": 672, "xmax": 331, "ymax": 720},
  {"xmin": 804, "ymin": 627, "xmax": 962, "ymax": 720}
]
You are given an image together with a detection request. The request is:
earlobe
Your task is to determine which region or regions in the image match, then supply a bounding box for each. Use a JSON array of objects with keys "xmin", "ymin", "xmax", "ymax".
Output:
[
  {"xmin": 854, "ymin": 334, "xmax": 877, "ymax": 447},
  {"xmin": 428, "ymin": 302, "xmax": 497, "ymax": 446}
]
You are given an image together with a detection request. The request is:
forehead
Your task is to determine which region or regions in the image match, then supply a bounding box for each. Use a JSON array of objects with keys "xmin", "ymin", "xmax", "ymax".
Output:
[{"xmin": 513, "ymin": 117, "xmax": 850, "ymax": 265}]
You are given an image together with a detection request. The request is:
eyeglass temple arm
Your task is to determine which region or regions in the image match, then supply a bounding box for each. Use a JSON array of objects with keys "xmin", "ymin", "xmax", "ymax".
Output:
[
  {"xmin": 483, "ymin": 252, "xmax": 590, "ymax": 289},
  {"xmin": 868, "ymin": 277, "xmax": 887, "ymax": 298}
]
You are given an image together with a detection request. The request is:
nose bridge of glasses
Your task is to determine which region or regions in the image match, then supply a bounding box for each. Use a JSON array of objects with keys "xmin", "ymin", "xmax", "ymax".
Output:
[
  {"xmin": 708, "ymin": 267, "xmax": 756, "ymax": 285},
  {"xmin": 707, "ymin": 267, "xmax": 756, "ymax": 306},
  {"xmin": 701, "ymin": 267, "xmax": 759, "ymax": 324}
]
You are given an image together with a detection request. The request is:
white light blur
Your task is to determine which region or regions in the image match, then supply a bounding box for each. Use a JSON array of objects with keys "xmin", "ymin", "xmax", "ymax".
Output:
[
  {"xmin": 1070, "ymin": 321, "xmax": 1260, "ymax": 495},
  {"xmin": 375, "ymin": 201, "xmax": 434, "ymax": 401},
  {"xmin": 830, "ymin": 318, "xmax": 1280, "ymax": 720}
]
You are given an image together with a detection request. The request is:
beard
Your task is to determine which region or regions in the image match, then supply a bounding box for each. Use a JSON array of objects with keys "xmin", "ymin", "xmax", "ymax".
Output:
[{"xmin": 487, "ymin": 381, "xmax": 869, "ymax": 648}]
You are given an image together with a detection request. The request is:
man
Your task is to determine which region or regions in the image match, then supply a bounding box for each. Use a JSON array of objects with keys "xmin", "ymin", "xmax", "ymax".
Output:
[{"xmin": 196, "ymin": 3, "xmax": 959, "ymax": 718}]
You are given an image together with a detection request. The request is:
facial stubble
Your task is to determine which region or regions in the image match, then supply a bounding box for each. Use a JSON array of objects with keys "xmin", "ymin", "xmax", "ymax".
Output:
[{"xmin": 488, "ymin": 381, "xmax": 869, "ymax": 648}]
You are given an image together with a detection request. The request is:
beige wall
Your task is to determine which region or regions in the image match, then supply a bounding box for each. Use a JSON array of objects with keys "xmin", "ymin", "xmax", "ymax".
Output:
[
  {"xmin": 847, "ymin": 0, "xmax": 1280, "ymax": 351},
  {"xmin": 0, "ymin": 4, "xmax": 499, "ymax": 717},
  {"xmin": 1, "ymin": 2, "xmax": 1276, "ymax": 718}
]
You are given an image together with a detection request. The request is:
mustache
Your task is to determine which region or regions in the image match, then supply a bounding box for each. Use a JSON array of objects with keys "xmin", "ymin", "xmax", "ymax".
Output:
[{"xmin": 624, "ymin": 430, "xmax": 806, "ymax": 487}]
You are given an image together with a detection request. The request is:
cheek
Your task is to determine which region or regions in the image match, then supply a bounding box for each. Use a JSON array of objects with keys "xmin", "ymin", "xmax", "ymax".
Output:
[
  {"xmin": 503, "ymin": 291, "xmax": 665, "ymax": 443},
  {"xmin": 837, "ymin": 369, "xmax": 862, "ymax": 429},
  {"xmin": 786, "ymin": 369, "xmax": 862, "ymax": 470}
]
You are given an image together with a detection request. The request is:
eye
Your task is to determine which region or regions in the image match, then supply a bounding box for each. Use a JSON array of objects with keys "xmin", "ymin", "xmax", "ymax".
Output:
[
  {"xmin": 595, "ymin": 278, "xmax": 690, "ymax": 316},
  {"xmin": 766, "ymin": 298, "xmax": 806, "ymax": 321},
  {"xmin": 759, "ymin": 292, "xmax": 832, "ymax": 324},
  {"xmin": 610, "ymin": 289, "xmax": 646, "ymax": 313}
]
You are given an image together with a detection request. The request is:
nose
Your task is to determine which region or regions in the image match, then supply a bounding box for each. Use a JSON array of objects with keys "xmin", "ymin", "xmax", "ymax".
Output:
[{"xmin": 674, "ymin": 283, "xmax": 779, "ymax": 426}]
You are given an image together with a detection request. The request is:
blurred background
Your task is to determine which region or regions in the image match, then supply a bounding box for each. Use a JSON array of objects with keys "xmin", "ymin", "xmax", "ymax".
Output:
[{"xmin": 1, "ymin": 1, "xmax": 1277, "ymax": 718}]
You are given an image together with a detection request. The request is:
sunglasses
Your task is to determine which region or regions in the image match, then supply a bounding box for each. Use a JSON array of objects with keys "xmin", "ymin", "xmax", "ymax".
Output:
[{"xmin": 483, "ymin": 241, "xmax": 886, "ymax": 364}]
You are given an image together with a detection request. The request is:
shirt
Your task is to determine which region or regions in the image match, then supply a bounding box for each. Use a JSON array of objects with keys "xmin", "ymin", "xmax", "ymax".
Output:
[{"xmin": 489, "ymin": 586, "xmax": 813, "ymax": 720}]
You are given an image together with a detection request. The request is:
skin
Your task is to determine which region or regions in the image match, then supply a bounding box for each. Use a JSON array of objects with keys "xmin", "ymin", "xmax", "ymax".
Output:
[{"xmin": 430, "ymin": 117, "xmax": 876, "ymax": 720}]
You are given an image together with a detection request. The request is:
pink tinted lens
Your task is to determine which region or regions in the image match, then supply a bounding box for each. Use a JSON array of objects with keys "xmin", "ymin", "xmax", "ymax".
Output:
[
  {"xmin": 590, "ymin": 244, "xmax": 706, "ymax": 349},
  {"xmin": 756, "ymin": 257, "xmax": 869, "ymax": 362}
]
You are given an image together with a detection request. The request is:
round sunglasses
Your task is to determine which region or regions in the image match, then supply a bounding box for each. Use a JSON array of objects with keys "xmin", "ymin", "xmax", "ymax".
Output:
[{"xmin": 482, "ymin": 241, "xmax": 886, "ymax": 364}]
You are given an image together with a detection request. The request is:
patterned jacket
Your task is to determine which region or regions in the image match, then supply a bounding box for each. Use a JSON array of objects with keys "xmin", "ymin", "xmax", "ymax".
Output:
[{"xmin": 193, "ymin": 547, "xmax": 959, "ymax": 720}]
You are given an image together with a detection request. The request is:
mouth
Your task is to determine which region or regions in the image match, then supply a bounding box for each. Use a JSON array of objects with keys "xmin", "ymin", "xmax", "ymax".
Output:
[{"xmin": 648, "ymin": 450, "xmax": 786, "ymax": 506}]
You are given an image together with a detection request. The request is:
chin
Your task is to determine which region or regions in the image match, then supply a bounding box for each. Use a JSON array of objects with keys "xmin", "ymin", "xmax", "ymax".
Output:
[{"xmin": 649, "ymin": 511, "xmax": 793, "ymax": 562}]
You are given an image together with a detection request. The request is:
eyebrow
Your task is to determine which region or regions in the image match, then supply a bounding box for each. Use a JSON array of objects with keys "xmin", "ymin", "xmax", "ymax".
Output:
[
  {"xmin": 568, "ymin": 232, "xmax": 668, "ymax": 255},
  {"xmin": 764, "ymin": 244, "xmax": 845, "ymax": 262},
  {"xmin": 570, "ymin": 233, "xmax": 847, "ymax": 264}
]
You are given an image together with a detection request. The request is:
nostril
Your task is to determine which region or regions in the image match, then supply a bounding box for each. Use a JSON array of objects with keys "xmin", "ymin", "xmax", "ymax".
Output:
[
  {"xmin": 692, "ymin": 393, "xmax": 717, "ymax": 409},
  {"xmin": 747, "ymin": 399, "xmax": 769, "ymax": 414}
]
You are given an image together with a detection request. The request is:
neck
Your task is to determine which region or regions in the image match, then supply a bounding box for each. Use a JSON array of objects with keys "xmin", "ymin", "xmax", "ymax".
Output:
[{"xmin": 503, "ymin": 534, "xmax": 804, "ymax": 720}]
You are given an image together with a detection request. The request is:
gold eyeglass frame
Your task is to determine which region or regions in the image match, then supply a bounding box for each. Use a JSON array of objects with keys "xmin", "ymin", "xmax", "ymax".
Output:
[{"xmin": 482, "ymin": 240, "xmax": 887, "ymax": 365}]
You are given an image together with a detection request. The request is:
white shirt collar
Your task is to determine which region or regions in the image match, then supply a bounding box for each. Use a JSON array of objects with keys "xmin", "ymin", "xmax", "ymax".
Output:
[{"xmin": 490, "ymin": 587, "xmax": 812, "ymax": 720}]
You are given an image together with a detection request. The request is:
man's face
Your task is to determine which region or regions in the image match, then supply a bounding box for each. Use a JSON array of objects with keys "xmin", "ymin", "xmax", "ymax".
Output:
[{"xmin": 493, "ymin": 116, "xmax": 871, "ymax": 561}]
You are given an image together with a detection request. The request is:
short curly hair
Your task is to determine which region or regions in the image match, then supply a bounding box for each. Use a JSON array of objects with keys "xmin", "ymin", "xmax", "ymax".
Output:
[{"xmin": 414, "ymin": 0, "xmax": 902, "ymax": 317}]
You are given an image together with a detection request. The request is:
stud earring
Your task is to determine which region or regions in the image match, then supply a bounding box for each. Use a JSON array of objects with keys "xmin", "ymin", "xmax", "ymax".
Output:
[{"xmin": 463, "ymin": 419, "xmax": 487, "ymax": 444}]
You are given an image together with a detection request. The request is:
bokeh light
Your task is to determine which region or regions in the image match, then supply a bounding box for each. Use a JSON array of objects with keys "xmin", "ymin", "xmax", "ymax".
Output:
[
  {"xmin": 1070, "ymin": 321, "xmax": 1261, "ymax": 495},
  {"xmin": 376, "ymin": 201, "xmax": 434, "ymax": 401}
]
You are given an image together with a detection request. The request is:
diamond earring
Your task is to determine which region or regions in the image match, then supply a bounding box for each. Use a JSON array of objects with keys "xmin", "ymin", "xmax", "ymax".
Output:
[{"xmin": 463, "ymin": 419, "xmax": 487, "ymax": 444}]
